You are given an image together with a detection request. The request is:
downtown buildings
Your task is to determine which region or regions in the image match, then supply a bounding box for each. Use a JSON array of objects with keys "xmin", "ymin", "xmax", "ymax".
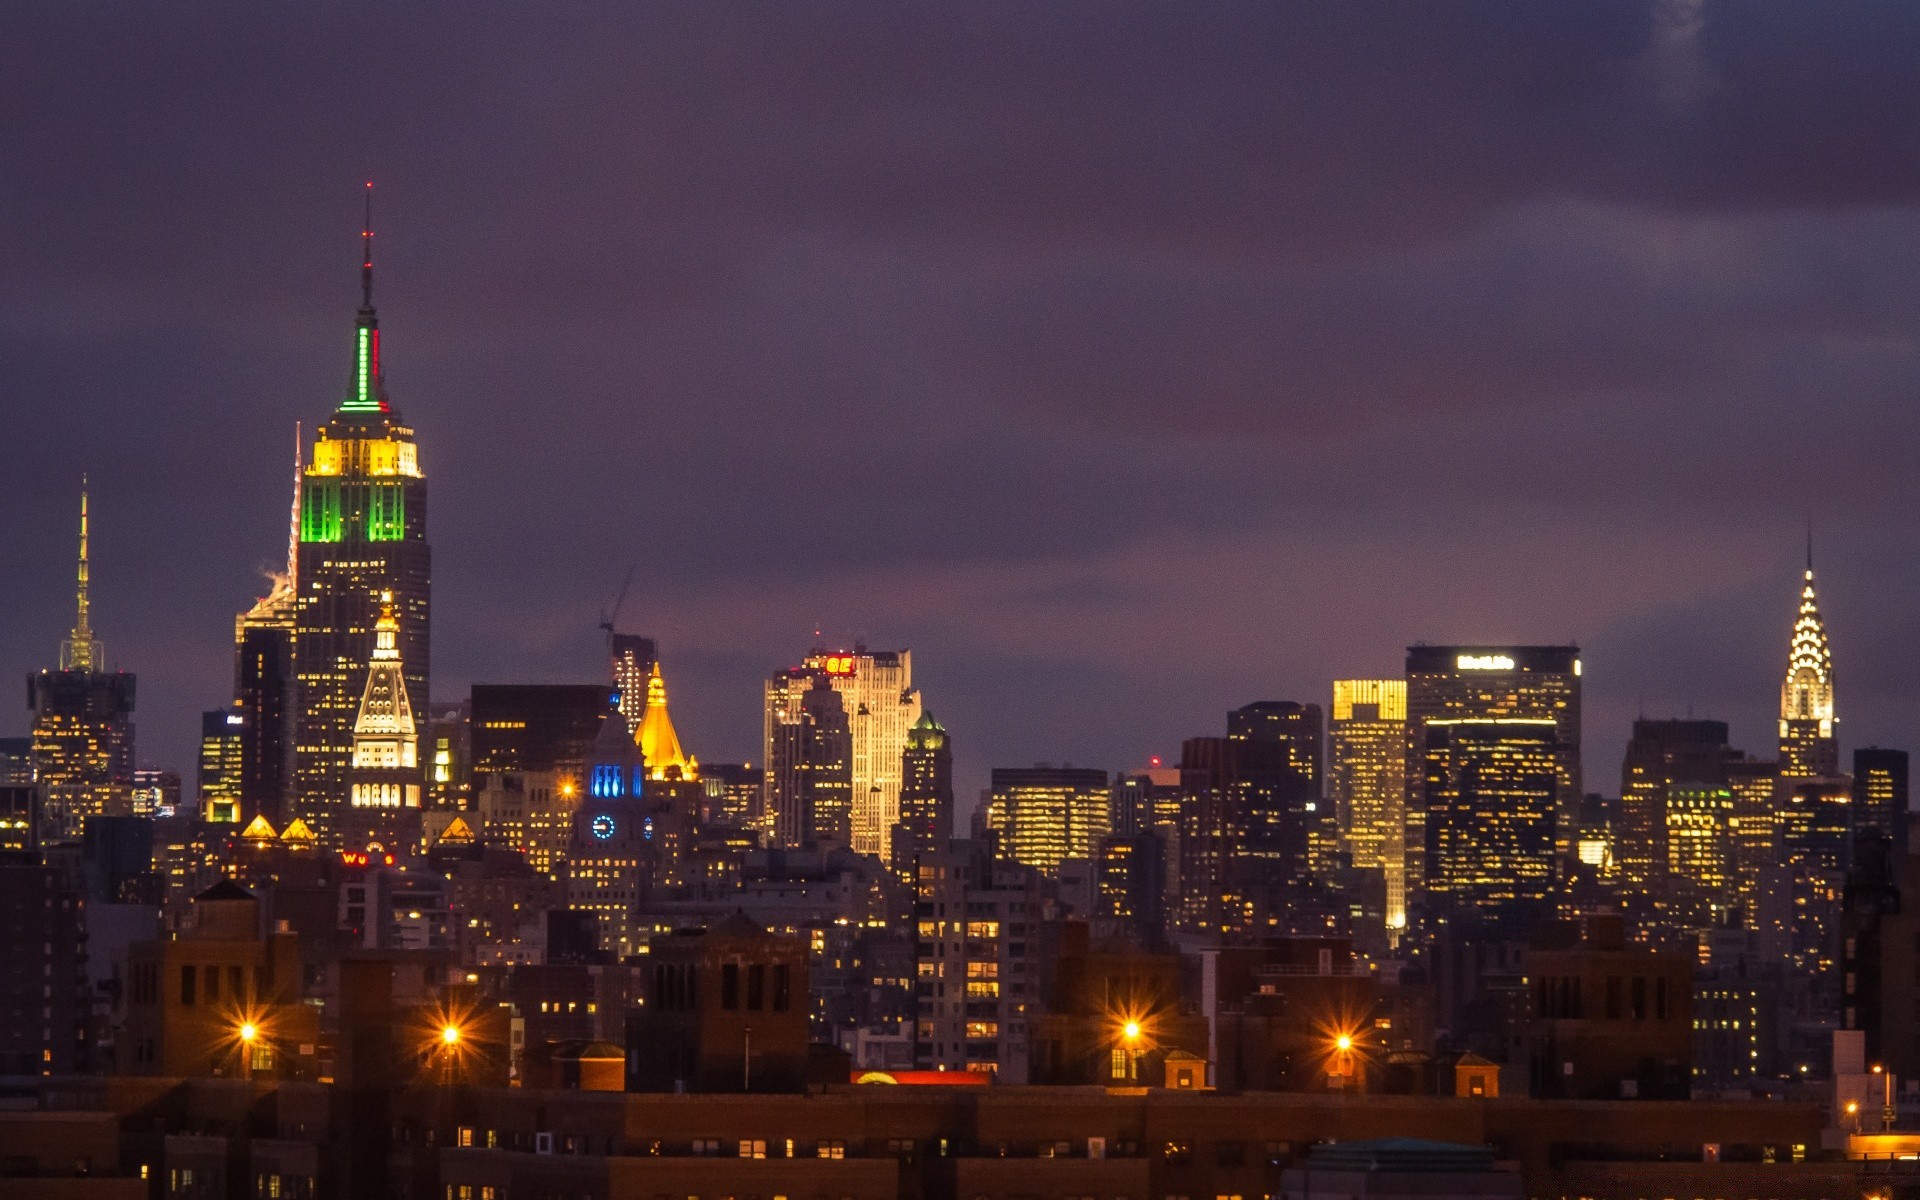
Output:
[{"xmin": 763, "ymin": 648, "xmax": 920, "ymax": 860}]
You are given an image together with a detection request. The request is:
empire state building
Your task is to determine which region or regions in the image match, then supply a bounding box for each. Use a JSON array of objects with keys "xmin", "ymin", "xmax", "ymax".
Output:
[{"xmin": 291, "ymin": 188, "xmax": 431, "ymax": 842}]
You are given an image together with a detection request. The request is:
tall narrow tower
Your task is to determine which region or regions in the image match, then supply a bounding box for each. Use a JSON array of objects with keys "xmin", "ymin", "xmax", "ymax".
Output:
[
  {"xmin": 232, "ymin": 426, "xmax": 302, "ymax": 826},
  {"xmin": 292, "ymin": 187, "xmax": 431, "ymax": 842},
  {"xmin": 29, "ymin": 480, "xmax": 137, "ymax": 842},
  {"xmin": 1779, "ymin": 550, "xmax": 1837, "ymax": 780}
]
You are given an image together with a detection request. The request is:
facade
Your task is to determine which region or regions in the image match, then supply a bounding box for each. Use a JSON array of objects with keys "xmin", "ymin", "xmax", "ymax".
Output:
[
  {"xmin": 1404, "ymin": 646, "xmax": 1580, "ymax": 897},
  {"xmin": 609, "ymin": 633, "xmax": 658, "ymax": 730},
  {"xmin": 470, "ymin": 684, "xmax": 614, "ymax": 785},
  {"xmin": 197, "ymin": 708, "xmax": 246, "ymax": 823},
  {"xmin": 1330, "ymin": 679, "xmax": 1409, "ymax": 930},
  {"xmin": 985, "ymin": 766, "xmax": 1111, "ymax": 878},
  {"xmin": 0, "ymin": 861, "xmax": 90, "ymax": 1074},
  {"xmin": 1227, "ymin": 700, "xmax": 1323, "ymax": 881},
  {"xmin": 130, "ymin": 767, "xmax": 181, "ymax": 818},
  {"xmin": 765, "ymin": 673, "xmax": 855, "ymax": 849},
  {"xmin": 565, "ymin": 709, "xmax": 650, "ymax": 960},
  {"xmin": 232, "ymin": 441, "xmax": 301, "ymax": 828},
  {"xmin": 345, "ymin": 593, "xmax": 422, "ymax": 833},
  {"xmin": 1420, "ymin": 719, "xmax": 1558, "ymax": 932},
  {"xmin": 626, "ymin": 914, "xmax": 811, "ymax": 1092},
  {"xmin": 1853, "ymin": 746, "xmax": 1909, "ymax": 857},
  {"xmin": 1616, "ymin": 719, "xmax": 1734, "ymax": 940},
  {"xmin": 28, "ymin": 485, "xmax": 136, "ymax": 843},
  {"xmin": 892, "ymin": 710, "xmax": 954, "ymax": 877},
  {"xmin": 476, "ymin": 769, "xmax": 575, "ymax": 876},
  {"xmin": 292, "ymin": 215, "xmax": 430, "ymax": 843},
  {"xmin": 1778, "ymin": 562, "xmax": 1837, "ymax": 780},
  {"xmin": 912, "ymin": 840, "xmax": 1046, "ymax": 1081},
  {"xmin": 1525, "ymin": 915, "xmax": 1693, "ymax": 1101},
  {"xmin": 764, "ymin": 649, "xmax": 920, "ymax": 861}
]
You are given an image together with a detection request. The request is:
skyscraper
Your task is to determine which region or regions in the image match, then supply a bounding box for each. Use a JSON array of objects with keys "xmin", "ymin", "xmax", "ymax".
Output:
[
  {"xmin": 985, "ymin": 766, "xmax": 1110, "ymax": 878},
  {"xmin": 765, "ymin": 675, "xmax": 855, "ymax": 849},
  {"xmin": 893, "ymin": 710, "xmax": 954, "ymax": 875},
  {"xmin": 763, "ymin": 648, "xmax": 920, "ymax": 859},
  {"xmin": 232, "ymin": 428, "xmax": 301, "ymax": 826},
  {"xmin": 1329, "ymin": 679, "xmax": 1409, "ymax": 929},
  {"xmin": 1853, "ymin": 747, "xmax": 1909, "ymax": 858},
  {"xmin": 635, "ymin": 663, "xmax": 697, "ymax": 782},
  {"xmin": 1404, "ymin": 646, "xmax": 1581, "ymax": 900},
  {"xmin": 29, "ymin": 483, "xmax": 136, "ymax": 843},
  {"xmin": 1420, "ymin": 718, "xmax": 1558, "ymax": 932},
  {"xmin": 292, "ymin": 193, "xmax": 430, "ymax": 842},
  {"xmin": 1779, "ymin": 556, "xmax": 1837, "ymax": 780},
  {"xmin": 347, "ymin": 593, "xmax": 421, "ymax": 812},
  {"xmin": 1616, "ymin": 719, "xmax": 1734, "ymax": 941},
  {"xmin": 1226, "ymin": 700, "xmax": 1324, "ymax": 879},
  {"xmin": 198, "ymin": 708, "xmax": 246, "ymax": 823},
  {"xmin": 610, "ymin": 634, "xmax": 658, "ymax": 730}
]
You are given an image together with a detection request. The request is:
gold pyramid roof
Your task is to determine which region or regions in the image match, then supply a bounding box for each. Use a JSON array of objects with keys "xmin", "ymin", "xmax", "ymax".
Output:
[
  {"xmin": 637, "ymin": 663, "xmax": 698, "ymax": 781},
  {"xmin": 438, "ymin": 815, "xmax": 477, "ymax": 843},
  {"xmin": 280, "ymin": 817, "xmax": 318, "ymax": 844},
  {"xmin": 239, "ymin": 814, "xmax": 278, "ymax": 842}
]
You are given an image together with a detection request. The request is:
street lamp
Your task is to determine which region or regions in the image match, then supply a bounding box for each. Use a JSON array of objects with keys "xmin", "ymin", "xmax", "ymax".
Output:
[{"xmin": 440, "ymin": 1024, "xmax": 461, "ymax": 1047}]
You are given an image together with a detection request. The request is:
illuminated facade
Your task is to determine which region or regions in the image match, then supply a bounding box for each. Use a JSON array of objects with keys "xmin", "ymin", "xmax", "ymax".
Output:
[
  {"xmin": 1853, "ymin": 747, "xmax": 1909, "ymax": 856},
  {"xmin": 1227, "ymin": 700, "xmax": 1324, "ymax": 879},
  {"xmin": 1405, "ymin": 645, "xmax": 1581, "ymax": 900},
  {"xmin": 476, "ymin": 769, "xmax": 575, "ymax": 877},
  {"xmin": 348, "ymin": 593, "xmax": 420, "ymax": 811},
  {"xmin": 763, "ymin": 649, "xmax": 921, "ymax": 862},
  {"xmin": 1615, "ymin": 720, "xmax": 1734, "ymax": 936},
  {"xmin": 913, "ymin": 841, "xmax": 1045, "ymax": 1082},
  {"xmin": 764, "ymin": 671, "xmax": 855, "ymax": 849},
  {"xmin": 1329, "ymin": 679, "xmax": 1408, "ymax": 929},
  {"xmin": 29, "ymin": 483, "xmax": 136, "ymax": 842},
  {"xmin": 1420, "ymin": 718, "xmax": 1558, "ymax": 929},
  {"xmin": 985, "ymin": 766, "xmax": 1111, "ymax": 878},
  {"xmin": 566, "ymin": 709, "xmax": 651, "ymax": 959},
  {"xmin": 610, "ymin": 634, "xmax": 657, "ymax": 730},
  {"xmin": 635, "ymin": 663, "xmax": 697, "ymax": 781},
  {"xmin": 1726, "ymin": 754, "xmax": 1785, "ymax": 952},
  {"xmin": 198, "ymin": 708, "xmax": 246, "ymax": 823},
  {"xmin": 892, "ymin": 710, "xmax": 954, "ymax": 876},
  {"xmin": 1778, "ymin": 563, "xmax": 1837, "ymax": 780},
  {"xmin": 293, "ymin": 200, "xmax": 430, "ymax": 842}
]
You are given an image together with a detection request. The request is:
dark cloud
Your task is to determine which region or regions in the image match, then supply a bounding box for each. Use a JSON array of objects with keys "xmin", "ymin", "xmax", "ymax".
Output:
[{"xmin": 2, "ymin": 2, "xmax": 1918, "ymax": 803}]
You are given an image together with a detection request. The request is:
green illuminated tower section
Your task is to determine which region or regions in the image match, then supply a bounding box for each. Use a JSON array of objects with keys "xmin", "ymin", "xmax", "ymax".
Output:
[{"xmin": 291, "ymin": 187, "xmax": 431, "ymax": 844}]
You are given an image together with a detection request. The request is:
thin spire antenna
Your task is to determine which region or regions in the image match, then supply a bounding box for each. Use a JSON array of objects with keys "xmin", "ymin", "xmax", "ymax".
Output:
[
  {"xmin": 361, "ymin": 181, "xmax": 374, "ymax": 311},
  {"xmin": 62, "ymin": 476, "xmax": 100, "ymax": 671},
  {"xmin": 286, "ymin": 421, "xmax": 303, "ymax": 586},
  {"xmin": 1806, "ymin": 515, "xmax": 1814, "ymax": 574}
]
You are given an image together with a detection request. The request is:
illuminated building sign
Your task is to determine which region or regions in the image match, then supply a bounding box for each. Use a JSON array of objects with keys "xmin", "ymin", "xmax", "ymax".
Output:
[
  {"xmin": 1456, "ymin": 654, "xmax": 1516, "ymax": 671},
  {"xmin": 819, "ymin": 654, "xmax": 858, "ymax": 677}
]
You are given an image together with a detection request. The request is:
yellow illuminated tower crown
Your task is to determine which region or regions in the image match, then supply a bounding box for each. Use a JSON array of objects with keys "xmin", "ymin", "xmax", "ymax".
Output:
[{"xmin": 1779, "ymin": 543, "xmax": 1837, "ymax": 779}]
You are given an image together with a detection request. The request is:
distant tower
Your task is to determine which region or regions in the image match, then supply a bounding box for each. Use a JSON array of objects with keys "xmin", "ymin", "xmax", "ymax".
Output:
[
  {"xmin": 233, "ymin": 425, "xmax": 301, "ymax": 826},
  {"xmin": 28, "ymin": 481, "xmax": 137, "ymax": 842},
  {"xmin": 345, "ymin": 592, "xmax": 421, "ymax": 847},
  {"xmin": 1329, "ymin": 680, "xmax": 1409, "ymax": 930},
  {"xmin": 610, "ymin": 634, "xmax": 658, "ymax": 728},
  {"xmin": 764, "ymin": 674, "xmax": 854, "ymax": 849},
  {"xmin": 893, "ymin": 710, "xmax": 954, "ymax": 875},
  {"xmin": 1779, "ymin": 551, "xmax": 1837, "ymax": 780},
  {"xmin": 293, "ymin": 187, "xmax": 431, "ymax": 842},
  {"xmin": 761, "ymin": 648, "xmax": 919, "ymax": 861},
  {"xmin": 636, "ymin": 662, "xmax": 698, "ymax": 782}
]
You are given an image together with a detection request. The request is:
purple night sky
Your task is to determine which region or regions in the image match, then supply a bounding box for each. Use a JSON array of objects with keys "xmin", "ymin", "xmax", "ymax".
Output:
[{"xmin": 4, "ymin": 3, "xmax": 1919, "ymax": 809}]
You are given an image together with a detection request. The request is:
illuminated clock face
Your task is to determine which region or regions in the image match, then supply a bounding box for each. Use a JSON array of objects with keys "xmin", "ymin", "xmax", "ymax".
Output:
[{"xmin": 591, "ymin": 814, "xmax": 616, "ymax": 840}]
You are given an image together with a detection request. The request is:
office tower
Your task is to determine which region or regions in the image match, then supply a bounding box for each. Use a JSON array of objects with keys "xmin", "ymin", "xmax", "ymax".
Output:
[
  {"xmin": 1853, "ymin": 748, "xmax": 1908, "ymax": 857},
  {"xmin": 1779, "ymin": 557, "xmax": 1837, "ymax": 780},
  {"xmin": 763, "ymin": 648, "xmax": 921, "ymax": 862},
  {"xmin": 610, "ymin": 634, "xmax": 658, "ymax": 729},
  {"xmin": 1330, "ymin": 680, "xmax": 1409, "ymax": 929},
  {"xmin": 766, "ymin": 676, "xmax": 855, "ymax": 848},
  {"xmin": 1725, "ymin": 754, "xmax": 1786, "ymax": 951},
  {"xmin": 892, "ymin": 710, "xmax": 954, "ymax": 875},
  {"xmin": 1095, "ymin": 832, "xmax": 1166, "ymax": 944},
  {"xmin": 233, "ymin": 431, "xmax": 301, "ymax": 827},
  {"xmin": 985, "ymin": 766, "xmax": 1111, "ymax": 878},
  {"xmin": 130, "ymin": 769, "xmax": 181, "ymax": 818},
  {"xmin": 29, "ymin": 484, "xmax": 136, "ymax": 843},
  {"xmin": 347, "ymin": 593, "xmax": 421, "ymax": 813},
  {"xmin": 1616, "ymin": 720, "xmax": 1734, "ymax": 938},
  {"xmin": 423, "ymin": 700, "xmax": 470, "ymax": 809},
  {"xmin": 0, "ymin": 862, "xmax": 91, "ymax": 1074},
  {"xmin": 197, "ymin": 709, "xmax": 246, "ymax": 823},
  {"xmin": 1174, "ymin": 737, "xmax": 1248, "ymax": 931},
  {"xmin": 635, "ymin": 662, "xmax": 697, "ymax": 781},
  {"xmin": 0, "ymin": 739, "xmax": 31, "ymax": 787},
  {"xmin": 1227, "ymin": 700, "xmax": 1324, "ymax": 878},
  {"xmin": 292, "ymin": 200, "xmax": 430, "ymax": 839},
  {"xmin": 468, "ymin": 684, "xmax": 614, "ymax": 785},
  {"xmin": 1777, "ymin": 776, "xmax": 1852, "ymax": 981},
  {"xmin": 1421, "ymin": 718, "xmax": 1558, "ymax": 931},
  {"xmin": 912, "ymin": 840, "xmax": 1046, "ymax": 1082},
  {"xmin": 1405, "ymin": 646, "xmax": 1581, "ymax": 898}
]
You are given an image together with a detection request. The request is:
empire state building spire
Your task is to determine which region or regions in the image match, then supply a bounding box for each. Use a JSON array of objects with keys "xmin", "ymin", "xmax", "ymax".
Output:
[
  {"xmin": 1779, "ymin": 549, "xmax": 1837, "ymax": 779},
  {"xmin": 340, "ymin": 181, "xmax": 389, "ymax": 415}
]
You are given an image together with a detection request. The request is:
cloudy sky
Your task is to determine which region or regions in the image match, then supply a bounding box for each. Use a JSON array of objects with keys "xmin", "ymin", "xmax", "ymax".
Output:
[{"xmin": 4, "ymin": 2, "xmax": 1918, "ymax": 809}]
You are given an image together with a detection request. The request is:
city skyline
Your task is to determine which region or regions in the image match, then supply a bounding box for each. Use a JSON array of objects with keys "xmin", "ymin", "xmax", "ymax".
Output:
[{"xmin": 6, "ymin": 5, "xmax": 1920, "ymax": 809}]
